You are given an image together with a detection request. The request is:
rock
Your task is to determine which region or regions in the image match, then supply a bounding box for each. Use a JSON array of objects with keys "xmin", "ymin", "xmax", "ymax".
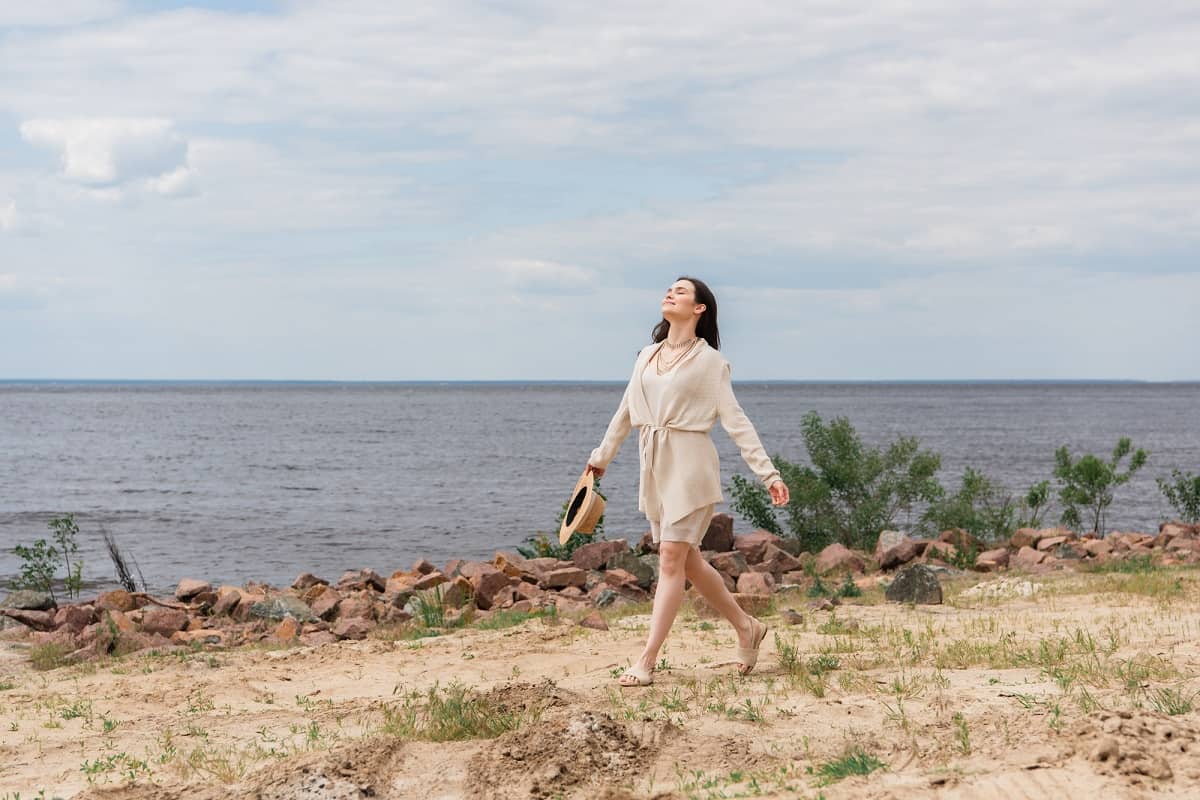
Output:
[
  {"xmin": 884, "ymin": 564, "xmax": 943, "ymax": 605},
  {"xmin": 299, "ymin": 630, "xmax": 339, "ymax": 647},
  {"xmin": 249, "ymin": 595, "xmax": 318, "ymax": 623},
  {"xmin": 291, "ymin": 573, "xmax": 327, "ymax": 591},
  {"xmin": 171, "ymin": 629, "xmax": 226, "ymax": 647},
  {"xmin": 412, "ymin": 559, "xmax": 437, "ymax": 575},
  {"xmin": 780, "ymin": 570, "xmax": 808, "ymax": 585},
  {"xmin": 53, "ymin": 604, "xmax": 95, "ymax": 632},
  {"xmin": 1036, "ymin": 535, "xmax": 1068, "ymax": 551},
  {"xmin": 472, "ymin": 570, "xmax": 514, "ymax": 611},
  {"xmin": 604, "ymin": 568, "xmax": 641, "ymax": 588},
  {"xmin": 759, "ymin": 544, "xmax": 803, "ymax": 575},
  {"xmin": 780, "ymin": 608, "xmax": 805, "ymax": 625},
  {"xmin": 384, "ymin": 572, "xmax": 418, "ymax": 595},
  {"xmin": 140, "ymin": 608, "xmax": 189, "ymax": 637},
  {"xmin": 232, "ymin": 591, "xmax": 267, "ymax": 622},
  {"xmin": 337, "ymin": 569, "xmax": 386, "ymax": 593},
  {"xmin": 708, "ymin": 551, "xmax": 749, "ymax": 578},
  {"xmin": 174, "ymin": 578, "xmax": 211, "ymax": 602},
  {"xmin": 0, "ymin": 608, "xmax": 56, "ymax": 631},
  {"xmin": 939, "ymin": 529, "xmax": 982, "ymax": 552},
  {"xmin": 732, "ymin": 593, "xmax": 772, "ymax": 615},
  {"xmin": 0, "ymin": 590, "xmax": 56, "ymax": 611},
  {"xmin": 638, "ymin": 554, "xmax": 661, "ymax": 585},
  {"xmin": 700, "ymin": 513, "xmax": 735, "ymax": 552},
  {"xmin": 879, "ymin": 540, "xmax": 922, "ymax": 570},
  {"xmin": 570, "ymin": 539, "xmax": 630, "ymax": 571},
  {"xmin": 923, "ymin": 541, "xmax": 958, "ymax": 563},
  {"xmin": 493, "ymin": 552, "xmax": 534, "ymax": 580},
  {"xmin": 578, "ymin": 611, "xmax": 609, "ymax": 631},
  {"xmin": 513, "ymin": 581, "xmax": 547, "ymax": 602},
  {"xmin": 440, "ymin": 576, "xmax": 474, "ymax": 608},
  {"xmin": 809, "ymin": 597, "xmax": 839, "ymax": 611},
  {"xmin": 335, "ymin": 595, "xmax": 375, "ymax": 621},
  {"xmin": 1081, "ymin": 539, "xmax": 1113, "ymax": 558},
  {"xmin": 736, "ymin": 572, "xmax": 775, "ymax": 595},
  {"xmin": 815, "ymin": 543, "xmax": 866, "ymax": 574},
  {"xmin": 412, "ymin": 571, "xmax": 448, "ymax": 591},
  {"xmin": 1010, "ymin": 528, "xmax": 1043, "ymax": 549},
  {"xmin": 636, "ymin": 531, "xmax": 659, "ymax": 554},
  {"xmin": 1012, "ymin": 546, "xmax": 1048, "ymax": 570},
  {"xmin": 733, "ymin": 530, "xmax": 785, "ymax": 564},
  {"xmin": 96, "ymin": 589, "xmax": 138, "ymax": 613},
  {"xmin": 272, "ymin": 617, "xmax": 300, "ymax": 642},
  {"xmin": 606, "ymin": 552, "xmax": 654, "ymax": 589},
  {"xmin": 974, "ymin": 549, "xmax": 1009, "ymax": 572},
  {"xmin": 874, "ymin": 530, "xmax": 909, "ymax": 560},
  {"xmin": 591, "ymin": 588, "xmax": 619, "ymax": 608},
  {"xmin": 212, "ymin": 586, "xmax": 242, "ymax": 616},
  {"xmin": 332, "ymin": 618, "xmax": 371, "ymax": 640}
]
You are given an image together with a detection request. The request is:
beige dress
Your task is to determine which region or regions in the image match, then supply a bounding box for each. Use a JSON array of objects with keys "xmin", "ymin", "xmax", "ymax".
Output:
[
  {"xmin": 588, "ymin": 339, "xmax": 780, "ymax": 545},
  {"xmin": 641, "ymin": 353, "xmax": 716, "ymax": 545}
]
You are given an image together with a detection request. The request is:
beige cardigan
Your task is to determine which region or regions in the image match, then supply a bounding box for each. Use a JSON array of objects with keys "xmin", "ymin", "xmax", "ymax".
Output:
[{"xmin": 588, "ymin": 339, "xmax": 782, "ymax": 526}]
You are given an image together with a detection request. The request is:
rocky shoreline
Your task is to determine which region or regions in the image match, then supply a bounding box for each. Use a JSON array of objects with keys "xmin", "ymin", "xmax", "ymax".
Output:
[{"xmin": 3, "ymin": 516, "xmax": 1199, "ymax": 663}]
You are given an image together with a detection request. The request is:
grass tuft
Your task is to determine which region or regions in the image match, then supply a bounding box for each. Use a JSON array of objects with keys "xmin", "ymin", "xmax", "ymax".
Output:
[
  {"xmin": 381, "ymin": 683, "xmax": 534, "ymax": 741},
  {"xmin": 813, "ymin": 747, "xmax": 885, "ymax": 785}
]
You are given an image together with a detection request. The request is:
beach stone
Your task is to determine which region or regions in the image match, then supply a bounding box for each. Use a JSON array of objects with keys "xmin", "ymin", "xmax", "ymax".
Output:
[
  {"xmin": 733, "ymin": 530, "xmax": 784, "ymax": 564},
  {"xmin": 272, "ymin": 617, "xmax": 300, "ymax": 642},
  {"xmin": 96, "ymin": 589, "xmax": 138, "ymax": 613},
  {"xmin": 250, "ymin": 595, "xmax": 318, "ymax": 623},
  {"xmin": 700, "ymin": 513, "xmax": 735, "ymax": 552},
  {"xmin": 879, "ymin": 540, "xmax": 921, "ymax": 570},
  {"xmin": 938, "ymin": 529, "xmax": 982, "ymax": 552},
  {"xmin": 606, "ymin": 552, "xmax": 654, "ymax": 588},
  {"xmin": 309, "ymin": 587, "xmax": 342, "ymax": 620},
  {"xmin": 413, "ymin": 571, "xmax": 448, "ymax": 591},
  {"xmin": 54, "ymin": 604, "xmax": 95, "ymax": 631},
  {"xmin": 473, "ymin": 570, "xmax": 513, "ymax": 610},
  {"xmin": 298, "ymin": 631, "xmax": 338, "ymax": 647},
  {"xmin": 708, "ymin": 551, "xmax": 749, "ymax": 578},
  {"xmin": 171, "ymin": 629, "xmax": 225, "ymax": 647},
  {"xmin": 923, "ymin": 541, "xmax": 958, "ymax": 563},
  {"xmin": 1012, "ymin": 545, "xmax": 1048, "ymax": 570},
  {"xmin": 140, "ymin": 608, "xmax": 189, "ymax": 637},
  {"xmin": 571, "ymin": 539, "xmax": 629, "ymax": 571},
  {"xmin": 975, "ymin": 548, "xmax": 1010, "ymax": 571},
  {"xmin": 759, "ymin": 543, "xmax": 803, "ymax": 575},
  {"xmin": 291, "ymin": 573, "xmax": 327, "ymax": 591},
  {"xmin": 440, "ymin": 575, "xmax": 473, "ymax": 608},
  {"xmin": 578, "ymin": 611, "xmax": 609, "ymax": 631},
  {"xmin": 815, "ymin": 543, "xmax": 866, "ymax": 574},
  {"xmin": 1010, "ymin": 528, "xmax": 1043, "ymax": 549},
  {"xmin": 174, "ymin": 578, "xmax": 211, "ymax": 602},
  {"xmin": 0, "ymin": 608, "xmax": 56, "ymax": 631},
  {"xmin": 885, "ymin": 564, "xmax": 943, "ymax": 605},
  {"xmin": 337, "ymin": 569, "xmax": 385, "ymax": 593},
  {"xmin": 332, "ymin": 618, "xmax": 371, "ymax": 640},
  {"xmin": 1037, "ymin": 535, "xmax": 1068, "ymax": 551},
  {"xmin": 780, "ymin": 570, "xmax": 808, "ymax": 585},
  {"xmin": 335, "ymin": 595, "xmax": 375, "ymax": 621},
  {"xmin": 591, "ymin": 588, "xmax": 619, "ymax": 608},
  {"xmin": 1082, "ymin": 539, "xmax": 1113, "ymax": 558},
  {"xmin": 493, "ymin": 552, "xmax": 534, "ymax": 580},
  {"xmin": 0, "ymin": 590, "xmax": 56, "ymax": 611},
  {"xmin": 737, "ymin": 571, "xmax": 775, "ymax": 595},
  {"xmin": 732, "ymin": 593, "xmax": 772, "ymax": 615},
  {"xmin": 513, "ymin": 581, "xmax": 547, "ymax": 602},
  {"xmin": 636, "ymin": 530, "xmax": 659, "ymax": 554},
  {"xmin": 781, "ymin": 608, "xmax": 805, "ymax": 625},
  {"xmin": 412, "ymin": 559, "xmax": 437, "ymax": 575},
  {"xmin": 212, "ymin": 586, "xmax": 242, "ymax": 616},
  {"xmin": 874, "ymin": 530, "xmax": 909, "ymax": 560}
]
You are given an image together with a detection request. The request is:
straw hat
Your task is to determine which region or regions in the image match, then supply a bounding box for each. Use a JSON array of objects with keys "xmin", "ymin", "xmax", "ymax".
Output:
[{"xmin": 558, "ymin": 470, "xmax": 606, "ymax": 545}]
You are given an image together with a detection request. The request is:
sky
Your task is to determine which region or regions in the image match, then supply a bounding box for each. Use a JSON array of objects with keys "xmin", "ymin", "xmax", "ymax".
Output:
[{"xmin": 1, "ymin": 1, "xmax": 1198, "ymax": 381}]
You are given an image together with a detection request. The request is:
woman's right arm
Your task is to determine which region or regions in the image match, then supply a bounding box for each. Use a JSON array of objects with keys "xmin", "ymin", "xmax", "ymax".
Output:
[{"xmin": 587, "ymin": 382, "xmax": 632, "ymax": 475}]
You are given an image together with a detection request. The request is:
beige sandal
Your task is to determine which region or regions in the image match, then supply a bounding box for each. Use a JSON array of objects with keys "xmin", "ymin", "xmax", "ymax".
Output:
[
  {"xmin": 736, "ymin": 618, "xmax": 769, "ymax": 675},
  {"xmin": 618, "ymin": 665, "xmax": 654, "ymax": 687}
]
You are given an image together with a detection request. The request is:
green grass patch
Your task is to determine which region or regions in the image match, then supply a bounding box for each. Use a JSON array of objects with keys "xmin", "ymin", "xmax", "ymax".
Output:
[
  {"xmin": 381, "ymin": 683, "xmax": 535, "ymax": 741},
  {"xmin": 29, "ymin": 642, "xmax": 72, "ymax": 671},
  {"xmin": 812, "ymin": 748, "xmax": 886, "ymax": 785},
  {"xmin": 473, "ymin": 606, "xmax": 556, "ymax": 631}
]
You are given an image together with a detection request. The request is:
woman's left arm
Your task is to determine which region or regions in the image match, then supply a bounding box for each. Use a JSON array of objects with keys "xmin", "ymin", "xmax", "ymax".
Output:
[{"xmin": 717, "ymin": 361, "xmax": 789, "ymax": 505}]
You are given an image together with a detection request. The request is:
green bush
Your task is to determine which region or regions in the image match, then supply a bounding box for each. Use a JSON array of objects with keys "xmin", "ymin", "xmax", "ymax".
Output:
[
  {"xmin": 518, "ymin": 481, "xmax": 607, "ymax": 560},
  {"xmin": 1054, "ymin": 438, "xmax": 1147, "ymax": 535},
  {"xmin": 921, "ymin": 467, "xmax": 1017, "ymax": 545},
  {"xmin": 1018, "ymin": 480, "xmax": 1052, "ymax": 529},
  {"xmin": 10, "ymin": 513, "xmax": 84, "ymax": 604},
  {"xmin": 1157, "ymin": 469, "xmax": 1200, "ymax": 524},
  {"xmin": 729, "ymin": 411, "xmax": 942, "ymax": 553}
]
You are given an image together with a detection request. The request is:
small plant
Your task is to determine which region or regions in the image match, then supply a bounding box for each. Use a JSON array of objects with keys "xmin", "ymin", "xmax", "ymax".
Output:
[
  {"xmin": 381, "ymin": 683, "xmax": 533, "ymax": 741},
  {"xmin": 48, "ymin": 514, "xmax": 83, "ymax": 600},
  {"xmin": 952, "ymin": 712, "xmax": 972, "ymax": 755},
  {"xmin": 812, "ymin": 747, "xmax": 885, "ymax": 786},
  {"xmin": 1150, "ymin": 687, "xmax": 1197, "ymax": 716},
  {"xmin": 29, "ymin": 643, "xmax": 72, "ymax": 672},
  {"xmin": 835, "ymin": 574, "xmax": 861, "ymax": 599},
  {"xmin": 1055, "ymin": 438, "xmax": 1148, "ymax": 535},
  {"xmin": 1019, "ymin": 480, "xmax": 1052, "ymax": 528},
  {"xmin": 1158, "ymin": 469, "xmax": 1200, "ymax": 524},
  {"xmin": 10, "ymin": 513, "xmax": 85, "ymax": 603},
  {"xmin": 412, "ymin": 586, "xmax": 447, "ymax": 628},
  {"xmin": 922, "ymin": 467, "xmax": 1017, "ymax": 545}
]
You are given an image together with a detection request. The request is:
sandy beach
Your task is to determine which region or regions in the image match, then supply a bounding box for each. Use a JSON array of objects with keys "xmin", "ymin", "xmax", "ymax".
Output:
[{"xmin": 4, "ymin": 565, "xmax": 1200, "ymax": 800}]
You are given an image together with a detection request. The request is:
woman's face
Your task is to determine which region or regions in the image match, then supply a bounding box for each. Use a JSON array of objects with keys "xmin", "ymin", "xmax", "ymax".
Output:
[{"xmin": 661, "ymin": 279, "xmax": 705, "ymax": 322}]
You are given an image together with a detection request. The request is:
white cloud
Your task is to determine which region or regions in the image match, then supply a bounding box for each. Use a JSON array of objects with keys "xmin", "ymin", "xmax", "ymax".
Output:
[
  {"xmin": 0, "ymin": 1, "xmax": 119, "ymax": 27},
  {"xmin": 20, "ymin": 118, "xmax": 191, "ymax": 190},
  {"xmin": 498, "ymin": 259, "xmax": 597, "ymax": 292},
  {"xmin": 0, "ymin": 199, "xmax": 15, "ymax": 232}
]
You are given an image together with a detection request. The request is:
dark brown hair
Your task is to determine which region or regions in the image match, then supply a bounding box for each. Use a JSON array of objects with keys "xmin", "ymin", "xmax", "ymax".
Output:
[{"xmin": 651, "ymin": 276, "xmax": 720, "ymax": 351}]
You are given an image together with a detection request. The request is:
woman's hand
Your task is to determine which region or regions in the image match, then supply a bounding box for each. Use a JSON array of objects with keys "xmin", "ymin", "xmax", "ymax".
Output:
[
  {"xmin": 585, "ymin": 464, "xmax": 606, "ymax": 479},
  {"xmin": 768, "ymin": 480, "xmax": 789, "ymax": 506}
]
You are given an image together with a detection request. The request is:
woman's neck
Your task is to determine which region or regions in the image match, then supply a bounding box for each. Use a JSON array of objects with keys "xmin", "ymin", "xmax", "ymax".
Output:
[{"xmin": 665, "ymin": 323, "xmax": 699, "ymax": 346}]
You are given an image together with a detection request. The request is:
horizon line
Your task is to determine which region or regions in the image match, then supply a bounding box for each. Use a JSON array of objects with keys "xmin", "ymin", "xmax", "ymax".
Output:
[{"xmin": 2, "ymin": 377, "xmax": 1197, "ymax": 385}]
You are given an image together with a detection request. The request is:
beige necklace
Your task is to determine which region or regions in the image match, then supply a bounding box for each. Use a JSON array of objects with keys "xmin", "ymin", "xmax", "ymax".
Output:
[{"xmin": 654, "ymin": 338, "xmax": 698, "ymax": 375}]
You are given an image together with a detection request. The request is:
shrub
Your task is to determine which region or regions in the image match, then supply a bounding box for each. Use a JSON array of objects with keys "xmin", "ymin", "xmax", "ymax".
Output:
[
  {"xmin": 921, "ymin": 467, "xmax": 1017, "ymax": 545},
  {"xmin": 1054, "ymin": 438, "xmax": 1148, "ymax": 535},
  {"xmin": 729, "ymin": 411, "xmax": 942, "ymax": 553},
  {"xmin": 1157, "ymin": 469, "xmax": 1200, "ymax": 524},
  {"xmin": 10, "ymin": 513, "xmax": 84, "ymax": 603},
  {"xmin": 1018, "ymin": 480, "xmax": 1052, "ymax": 529}
]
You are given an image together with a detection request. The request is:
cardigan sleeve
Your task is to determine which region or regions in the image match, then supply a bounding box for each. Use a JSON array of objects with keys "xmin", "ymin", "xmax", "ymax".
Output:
[
  {"xmin": 587, "ymin": 359, "xmax": 637, "ymax": 469},
  {"xmin": 717, "ymin": 360, "xmax": 782, "ymax": 488}
]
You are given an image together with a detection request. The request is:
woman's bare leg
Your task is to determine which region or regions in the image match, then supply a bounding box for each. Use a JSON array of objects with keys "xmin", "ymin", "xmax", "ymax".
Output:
[
  {"xmin": 683, "ymin": 547, "xmax": 758, "ymax": 649},
  {"xmin": 619, "ymin": 540, "xmax": 690, "ymax": 685}
]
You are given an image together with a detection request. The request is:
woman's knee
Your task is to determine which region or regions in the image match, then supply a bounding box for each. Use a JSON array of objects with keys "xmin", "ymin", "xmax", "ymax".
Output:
[{"xmin": 658, "ymin": 542, "xmax": 691, "ymax": 577}]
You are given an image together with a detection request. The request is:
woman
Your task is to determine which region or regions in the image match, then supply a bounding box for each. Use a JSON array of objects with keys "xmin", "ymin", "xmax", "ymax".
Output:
[{"xmin": 586, "ymin": 277, "xmax": 790, "ymax": 687}]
